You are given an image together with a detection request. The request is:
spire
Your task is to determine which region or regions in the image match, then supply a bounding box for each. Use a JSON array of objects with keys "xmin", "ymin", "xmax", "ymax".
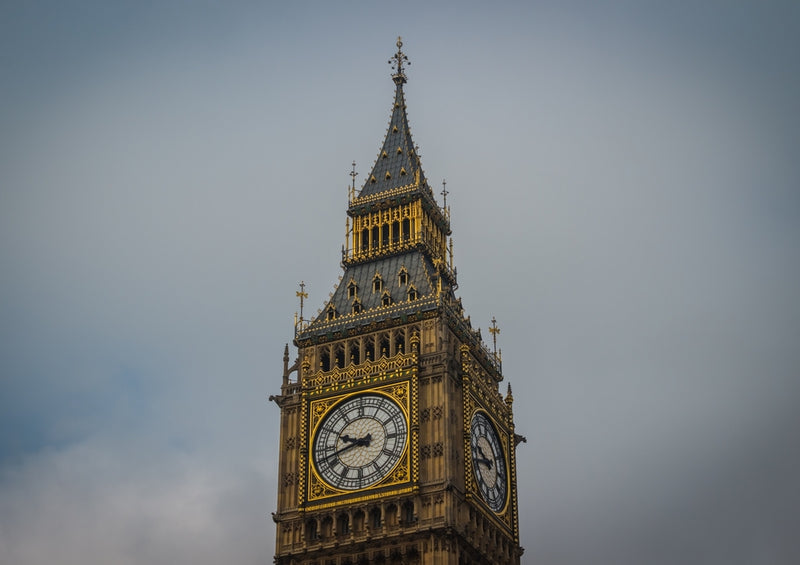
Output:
[{"xmin": 354, "ymin": 37, "xmax": 430, "ymax": 201}]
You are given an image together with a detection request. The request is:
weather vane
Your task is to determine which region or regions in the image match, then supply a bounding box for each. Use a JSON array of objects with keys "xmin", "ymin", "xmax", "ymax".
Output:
[
  {"xmin": 389, "ymin": 36, "xmax": 410, "ymax": 82},
  {"xmin": 441, "ymin": 179, "xmax": 449, "ymax": 209}
]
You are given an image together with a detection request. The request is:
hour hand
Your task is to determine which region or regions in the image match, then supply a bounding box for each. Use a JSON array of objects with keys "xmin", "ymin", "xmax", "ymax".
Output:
[
  {"xmin": 475, "ymin": 446, "xmax": 493, "ymax": 468},
  {"xmin": 475, "ymin": 456, "xmax": 493, "ymax": 469}
]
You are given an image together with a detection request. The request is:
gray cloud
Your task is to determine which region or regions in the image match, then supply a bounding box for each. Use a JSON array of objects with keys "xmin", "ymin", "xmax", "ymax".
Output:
[{"xmin": 1, "ymin": 2, "xmax": 798, "ymax": 564}]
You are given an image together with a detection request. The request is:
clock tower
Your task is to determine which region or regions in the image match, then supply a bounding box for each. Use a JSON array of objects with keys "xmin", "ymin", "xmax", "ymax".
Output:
[{"xmin": 271, "ymin": 38, "xmax": 523, "ymax": 565}]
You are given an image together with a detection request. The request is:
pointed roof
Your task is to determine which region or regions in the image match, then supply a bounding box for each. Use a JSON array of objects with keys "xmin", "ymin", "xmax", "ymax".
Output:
[
  {"xmin": 350, "ymin": 38, "xmax": 440, "ymax": 216},
  {"xmin": 357, "ymin": 73, "xmax": 425, "ymax": 198},
  {"xmin": 301, "ymin": 248, "xmax": 446, "ymax": 339}
]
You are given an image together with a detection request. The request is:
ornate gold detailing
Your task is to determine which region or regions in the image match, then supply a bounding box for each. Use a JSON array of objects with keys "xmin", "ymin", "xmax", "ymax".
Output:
[
  {"xmin": 305, "ymin": 380, "xmax": 416, "ymax": 505},
  {"xmin": 294, "ymin": 281, "xmax": 309, "ymax": 335},
  {"xmin": 350, "ymin": 181, "xmax": 419, "ymax": 206},
  {"xmin": 489, "ymin": 316, "xmax": 502, "ymax": 367},
  {"xmin": 409, "ymin": 331, "xmax": 420, "ymax": 353},
  {"xmin": 303, "ymin": 350, "xmax": 417, "ymax": 392},
  {"xmin": 303, "ymin": 485, "xmax": 415, "ymax": 512},
  {"xmin": 462, "ymin": 344, "xmax": 516, "ymax": 535},
  {"xmin": 299, "ymin": 295, "xmax": 439, "ymax": 338},
  {"xmin": 349, "ymin": 161, "xmax": 358, "ymax": 203},
  {"xmin": 389, "ymin": 36, "xmax": 410, "ymax": 83}
]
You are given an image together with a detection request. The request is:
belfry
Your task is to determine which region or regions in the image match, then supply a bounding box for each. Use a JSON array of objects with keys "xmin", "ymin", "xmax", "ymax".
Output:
[{"xmin": 271, "ymin": 38, "xmax": 523, "ymax": 565}]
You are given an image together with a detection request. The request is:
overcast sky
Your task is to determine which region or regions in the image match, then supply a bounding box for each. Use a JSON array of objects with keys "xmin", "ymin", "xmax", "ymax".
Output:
[{"xmin": 1, "ymin": 2, "xmax": 799, "ymax": 564}]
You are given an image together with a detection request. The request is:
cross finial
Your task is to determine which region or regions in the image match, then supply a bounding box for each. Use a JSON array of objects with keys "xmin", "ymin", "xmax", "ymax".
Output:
[
  {"xmin": 441, "ymin": 179, "xmax": 449, "ymax": 208},
  {"xmin": 349, "ymin": 161, "xmax": 358, "ymax": 202},
  {"xmin": 489, "ymin": 316, "xmax": 501, "ymax": 359},
  {"xmin": 296, "ymin": 281, "xmax": 308, "ymax": 327},
  {"xmin": 389, "ymin": 36, "xmax": 410, "ymax": 84}
]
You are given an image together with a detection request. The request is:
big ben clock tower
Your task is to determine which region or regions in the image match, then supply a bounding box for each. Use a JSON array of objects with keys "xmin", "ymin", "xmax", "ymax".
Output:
[{"xmin": 271, "ymin": 38, "xmax": 523, "ymax": 565}]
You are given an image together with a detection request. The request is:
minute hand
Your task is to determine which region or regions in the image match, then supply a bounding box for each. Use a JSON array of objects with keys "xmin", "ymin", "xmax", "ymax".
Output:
[
  {"xmin": 326, "ymin": 433, "xmax": 372, "ymax": 460},
  {"xmin": 326, "ymin": 441, "xmax": 361, "ymax": 460}
]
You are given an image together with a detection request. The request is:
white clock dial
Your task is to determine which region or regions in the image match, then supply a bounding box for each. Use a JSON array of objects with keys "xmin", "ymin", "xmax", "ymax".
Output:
[
  {"xmin": 470, "ymin": 411, "xmax": 508, "ymax": 512},
  {"xmin": 312, "ymin": 394, "xmax": 408, "ymax": 490}
]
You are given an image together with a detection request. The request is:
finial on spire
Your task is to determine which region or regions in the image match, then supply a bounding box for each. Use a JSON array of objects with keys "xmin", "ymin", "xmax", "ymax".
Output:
[
  {"xmin": 389, "ymin": 36, "xmax": 410, "ymax": 84},
  {"xmin": 295, "ymin": 281, "xmax": 308, "ymax": 334},
  {"xmin": 489, "ymin": 316, "xmax": 501, "ymax": 360},
  {"xmin": 349, "ymin": 161, "xmax": 358, "ymax": 202},
  {"xmin": 441, "ymin": 179, "xmax": 449, "ymax": 209}
]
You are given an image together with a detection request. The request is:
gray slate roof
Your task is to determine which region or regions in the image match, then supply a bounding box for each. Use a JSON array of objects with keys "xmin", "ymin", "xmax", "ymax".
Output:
[
  {"xmin": 357, "ymin": 81, "xmax": 427, "ymax": 199},
  {"xmin": 317, "ymin": 249, "xmax": 437, "ymax": 322}
]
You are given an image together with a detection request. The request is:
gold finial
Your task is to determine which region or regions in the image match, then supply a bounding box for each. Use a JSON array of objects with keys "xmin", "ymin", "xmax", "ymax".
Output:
[
  {"xmin": 449, "ymin": 238, "xmax": 454, "ymax": 270},
  {"xmin": 389, "ymin": 36, "xmax": 410, "ymax": 84},
  {"xmin": 489, "ymin": 316, "xmax": 501, "ymax": 359},
  {"xmin": 344, "ymin": 217, "xmax": 350, "ymax": 257},
  {"xmin": 296, "ymin": 281, "xmax": 308, "ymax": 329},
  {"xmin": 349, "ymin": 160, "xmax": 358, "ymax": 202}
]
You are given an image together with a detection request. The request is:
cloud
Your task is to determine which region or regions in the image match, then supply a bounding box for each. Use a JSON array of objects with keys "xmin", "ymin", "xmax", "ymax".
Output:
[
  {"xmin": 0, "ymin": 438, "xmax": 272, "ymax": 565},
  {"xmin": 1, "ymin": 2, "xmax": 799, "ymax": 564}
]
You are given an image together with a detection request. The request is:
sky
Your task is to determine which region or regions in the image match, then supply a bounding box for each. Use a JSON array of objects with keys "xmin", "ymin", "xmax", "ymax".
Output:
[{"xmin": 1, "ymin": 1, "xmax": 799, "ymax": 564}]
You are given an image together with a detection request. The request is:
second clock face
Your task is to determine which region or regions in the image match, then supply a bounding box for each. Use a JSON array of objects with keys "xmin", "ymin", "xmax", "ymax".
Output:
[
  {"xmin": 312, "ymin": 393, "xmax": 408, "ymax": 490},
  {"xmin": 470, "ymin": 411, "xmax": 508, "ymax": 513}
]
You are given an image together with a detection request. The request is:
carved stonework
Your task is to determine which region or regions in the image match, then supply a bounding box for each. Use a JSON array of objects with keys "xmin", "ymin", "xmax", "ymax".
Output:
[{"xmin": 272, "ymin": 39, "xmax": 521, "ymax": 565}]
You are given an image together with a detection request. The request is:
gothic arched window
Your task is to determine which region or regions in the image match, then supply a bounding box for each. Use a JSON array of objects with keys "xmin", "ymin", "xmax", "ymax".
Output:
[
  {"xmin": 326, "ymin": 304, "xmax": 338, "ymax": 321},
  {"xmin": 347, "ymin": 280, "xmax": 358, "ymax": 299},
  {"xmin": 398, "ymin": 267, "xmax": 408, "ymax": 286}
]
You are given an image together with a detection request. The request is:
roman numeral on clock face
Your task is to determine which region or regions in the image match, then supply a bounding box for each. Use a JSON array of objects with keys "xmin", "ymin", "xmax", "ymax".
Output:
[
  {"xmin": 312, "ymin": 393, "xmax": 409, "ymax": 491},
  {"xmin": 470, "ymin": 411, "xmax": 508, "ymax": 513}
]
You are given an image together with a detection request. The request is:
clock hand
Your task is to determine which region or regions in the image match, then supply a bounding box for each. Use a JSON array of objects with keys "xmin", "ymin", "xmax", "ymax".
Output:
[
  {"xmin": 475, "ymin": 456, "xmax": 493, "ymax": 469},
  {"xmin": 326, "ymin": 441, "xmax": 360, "ymax": 460},
  {"xmin": 475, "ymin": 445, "xmax": 494, "ymax": 468},
  {"xmin": 326, "ymin": 433, "xmax": 374, "ymax": 461}
]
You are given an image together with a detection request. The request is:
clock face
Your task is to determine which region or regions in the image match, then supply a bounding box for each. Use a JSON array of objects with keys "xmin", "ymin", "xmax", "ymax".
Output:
[
  {"xmin": 470, "ymin": 411, "xmax": 508, "ymax": 512},
  {"xmin": 312, "ymin": 393, "xmax": 408, "ymax": 490}
]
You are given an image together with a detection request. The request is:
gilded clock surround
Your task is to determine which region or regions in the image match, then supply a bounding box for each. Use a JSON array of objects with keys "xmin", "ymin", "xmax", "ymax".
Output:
[
  {"xmin": 270, "ymin": 38, "xmax": 523, "ymax": 565},
  {"xmin": 305, "ymin": 379, "xmax": 418, "ymax": 505},
  {"xmin": 469, "ymin": 410, "xmax": 509, "ymax": 513}
]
